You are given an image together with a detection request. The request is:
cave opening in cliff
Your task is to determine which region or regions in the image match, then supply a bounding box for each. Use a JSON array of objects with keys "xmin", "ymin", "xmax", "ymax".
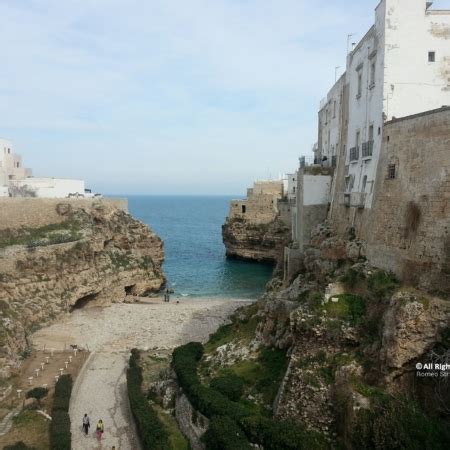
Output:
[
  {"xmin": 125, "ymin": 285, "xmax": 136, "ymax": 295},
  {"xmin": 70, "ymin": 293, "xmax": 100, "ymax": 312}
]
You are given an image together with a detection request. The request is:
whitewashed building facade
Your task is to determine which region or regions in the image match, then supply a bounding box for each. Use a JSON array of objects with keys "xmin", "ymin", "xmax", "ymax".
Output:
[
  {"xmin": 0, "ymin": 138, "xmax": 87, "ymax": 198},
  {"xmin": 318, "ymin": 0, "xmax": 450, "ymax": 210}
]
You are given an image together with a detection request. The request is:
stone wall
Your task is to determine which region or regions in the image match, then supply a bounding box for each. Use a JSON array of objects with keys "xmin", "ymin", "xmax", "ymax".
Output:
[
  {"xmin": 0, "ymin": 198, "xmax": 128, "ymax": 230},
  {"xmin": 330, "ymin": 107, "xmax": 450, "ymax": 293},
  {"xmin": 367, "ymin": 107, "xmax": 450, "ymax": 292}
]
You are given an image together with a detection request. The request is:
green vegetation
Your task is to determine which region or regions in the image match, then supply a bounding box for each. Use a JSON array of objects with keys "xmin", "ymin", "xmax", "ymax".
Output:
[
  {"xmin": 352, "ymin": 395, "xmax": 450, "ymax": 450},
  {"xmin": 4, "ymin": 442, "xmax": 37, "ymax": 450},
  {"xmin": 0, "ymin": 221, "xmax": 82, "ymax": 249},
  {"xmin": 204, "ymin": 305, "xmax": 260, "ymax": 354},
  {"xmin": 50, "ymin": 375, "xmax": 73, "ymax": 450},
  {"xmin": 341, "ymin": 267, "xmax": 365, "ymax": 289},
  {"xmin": 203, "ymin": 416, "xmax": 252, "ymax": 450},
  {"xmin": 242, "ymin": 416, "xmax": 328, "ymax": 450},
  {"xmin": 172, "ymin": 342, "xmax": 327, "ymax": 450},
  {"xmin": 127, "ymin": 349, "xmax": 169, "ymax": 450},
  {"xmin": 152, "ymin": 405, "xmax": 189, "ymax": 450},
  {"xmin": 26, "ymin": 387, "xmax": 48, "ymax": 407},
  {"xmin": 367, "ymin": 271, "xmax": 398, "ymax": 298},
  {"xmin": 324, "ymin": 294, "xmax": 366, "ymax": 325},
  {"xmin": 210, "ymin": 371, "xmax": 244, "ymax": 402},
  {"xmin": 110, "ymin": 251, "xmax": 133, "ymax": 269}
]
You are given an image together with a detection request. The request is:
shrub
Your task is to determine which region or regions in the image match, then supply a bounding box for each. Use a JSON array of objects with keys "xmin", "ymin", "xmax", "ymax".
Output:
[
  {"xmin": 203, "ymin": 416, "xmax": 252, "ymax": 450},
  {"xmin": 367, "ymin": 271, "xmax": 398, "ymax": 298},
  {"xmin": 4, "ymin": 443, "xmax": 36, "ymax": 450},
  {"xmin": 50, "ymin": 410, "xmax": 71, "ymax": 450},
  {"xmin": 324, "ymin": 294, "xmax": 366, "ymax": 325},
  {"xmin": 50, "ymin": 375, "xmax": 73, "ymax": 450},
  {"xmin": 26, "ymin": 387, "xmax": 48, "ymax": 405},
  {"xmin": 210, "ymin": 372, "xmax": 244, "ymax": 402},
  {"xmin": 54, "ymin": 375, "xmax": 72, "ymax": 406},
  {"xmin": 127, "ymin": 349, "xmax": 169, "ymax": 450},
  {"xmin": 352, "ymin": 395, "xmax": 450, "ymax": 450},
  {"xmin": 172, "ymin": 343, "xmax": 249, "ymax": 420},
  {"xmin": 341, "ymin": 268, "xmax": 365, "ymax": 288},
  {"xmin": 241, "ymin": 416, "xmax": 328, "ymax": 450},
  {"xmin": 172, "ymin": 343, "xmax": 327, "ymax": 449}
]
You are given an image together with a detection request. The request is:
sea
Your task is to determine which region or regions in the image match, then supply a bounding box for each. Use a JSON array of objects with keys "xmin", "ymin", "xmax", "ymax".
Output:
[{"xmin": 127, "ymin": 196, "xmax": 273, "ymax": 299}]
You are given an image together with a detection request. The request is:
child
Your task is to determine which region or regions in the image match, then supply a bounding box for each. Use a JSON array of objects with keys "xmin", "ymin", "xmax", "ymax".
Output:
[{"xmin": 96, "ymin": 419, "xmax": 104, "ymax": 440}]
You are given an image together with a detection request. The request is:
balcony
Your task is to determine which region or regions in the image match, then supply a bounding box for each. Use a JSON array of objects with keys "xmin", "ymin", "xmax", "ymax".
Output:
[
  {"xmin": 362, "ymin": 140, "xmax": 374, "ymax": 158},
  {"xmin": 337, "ymin": 192, "xmax": 367, "ymax": 209},
  {"xmin": 349, "ymin": 147, "xmax": 359, "ymax": 162}
]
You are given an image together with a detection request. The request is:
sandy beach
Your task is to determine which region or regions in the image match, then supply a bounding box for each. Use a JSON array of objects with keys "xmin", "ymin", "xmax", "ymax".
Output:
[{"xmin": 31, "ymin": 297, "xmax": 253, "ymax": 450}]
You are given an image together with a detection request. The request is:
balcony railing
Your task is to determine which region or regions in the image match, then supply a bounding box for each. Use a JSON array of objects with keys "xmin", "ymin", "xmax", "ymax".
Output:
[
  {"xmin": 362, "ymin": 140, "xmax": 374, "ymax": 158},
  {"xmin": 337, "ymin": 192, "xmax": 367, "ymax": 208},
  {"xmin": 349, "ymin": 147, "xmax": 359, "ymax": 162}
]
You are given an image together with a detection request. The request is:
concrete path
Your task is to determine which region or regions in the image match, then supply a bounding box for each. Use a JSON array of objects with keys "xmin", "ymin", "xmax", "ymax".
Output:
[
  {"xmin": 32, "ymin": 298, "xmax": 252, "ymax": 450},
  {"xmin": 70, "ymin": 352, "xmax": 140, "ymax": 450},
  {"xmin": 0, "ymin": 407, "xmax": 21, "ymax": 437}
]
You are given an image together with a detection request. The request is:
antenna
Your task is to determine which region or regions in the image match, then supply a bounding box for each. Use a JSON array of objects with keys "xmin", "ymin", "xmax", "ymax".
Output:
[{"xmin": 347, "ymin": 33, "xmax": 355, "ymax": 54}]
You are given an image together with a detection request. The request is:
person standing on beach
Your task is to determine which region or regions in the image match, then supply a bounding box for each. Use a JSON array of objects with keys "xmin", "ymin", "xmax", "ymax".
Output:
[
  {"xmin": 82, "ymin": 414, "xmax": 90, "ymax": 436},
  {"xmin": 96, "ymin": 419, "xmax": 104, "ymax": 440}
]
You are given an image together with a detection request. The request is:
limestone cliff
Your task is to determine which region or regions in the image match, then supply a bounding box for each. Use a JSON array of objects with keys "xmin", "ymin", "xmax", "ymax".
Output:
[
  {"xmin": 254, "ymin": 223, "xmax": 450, "ymax": 445},
  {"xmin": 221, "ymin": 217, "xmax": 290, "ymax": 264},
  {"xmin": 0, "ymin": 200, "xmax": 165, "ymax": 378}
]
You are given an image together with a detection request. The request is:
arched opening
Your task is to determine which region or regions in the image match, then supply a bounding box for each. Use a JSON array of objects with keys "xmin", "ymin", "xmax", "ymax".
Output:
[{"xmin": 70, "ymin": 293, "xmax": 100, "ymax": 312}]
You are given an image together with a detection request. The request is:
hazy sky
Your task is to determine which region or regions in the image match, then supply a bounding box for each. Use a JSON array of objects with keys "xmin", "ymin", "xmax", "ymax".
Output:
[{"xmin": 1, "ymin": 0, "xmax": 382, "ymax": 194}]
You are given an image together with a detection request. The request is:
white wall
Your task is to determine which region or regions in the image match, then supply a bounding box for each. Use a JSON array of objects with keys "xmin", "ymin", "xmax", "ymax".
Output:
[
  {"xmin": 384, "ymin": 0, "xmax": 450, "ymax": 119},
  {"xmin": 10, "ymin": 178, "xmax": 85, "ymax": 198},
  {"xmin": 303, "ymin": 175, "xmax": 332, "ymax": 206},
  {"xmin": 318, "ymin": 74, "xmax": 346, "ymax": 166},
  {"xmin": 343, "ymin": 0, "xmax": 450, "ymax": 210}
]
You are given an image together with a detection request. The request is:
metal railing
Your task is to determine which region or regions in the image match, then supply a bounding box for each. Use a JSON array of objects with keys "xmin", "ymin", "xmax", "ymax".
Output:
[
  {"xmin": 361, "ymin": 140, "xmax": 374, "ymax": 158},
  {"xmin": 349, "ymin": 147, "xmax": 359, "ymax": 162}
]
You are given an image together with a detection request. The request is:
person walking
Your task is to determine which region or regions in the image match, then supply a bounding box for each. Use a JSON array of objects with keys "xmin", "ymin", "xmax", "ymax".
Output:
[
  {"xmin": 166, "ymin": 288, "xmax": 170, "ymax": 302},
  {"xmin": 82, "ymin": 414, "xmax": 90, "ymax": 436},
  {"xmin": 96, "ymin": 419, "xmax": 104, "ymax": 440}
]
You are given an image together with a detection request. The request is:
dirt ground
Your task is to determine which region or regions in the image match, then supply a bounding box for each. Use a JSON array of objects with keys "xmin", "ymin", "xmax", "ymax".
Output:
[{"xmin": 0, "ymin": 349, "xmax": 87, "ymax": 449}]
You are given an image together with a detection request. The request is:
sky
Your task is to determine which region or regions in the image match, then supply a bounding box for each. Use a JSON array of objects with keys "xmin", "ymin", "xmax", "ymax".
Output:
[{"xmin": 1, "ymin": 0, "xmax": 382, "ymax": 195}]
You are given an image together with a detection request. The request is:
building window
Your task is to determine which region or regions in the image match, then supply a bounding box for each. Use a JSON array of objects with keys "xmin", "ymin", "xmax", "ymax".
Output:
[
  {"xmin": 428, "ymin": 51, "xmax": 436, "ymax": 62},
  {"xmin": 357, "ymin": 71, "xmax": 363, "ymax": 97},
  {"xmin": 362, "ymin": 175, "xmax": 368, "ymax": 192},
  {"xmin": 333, "ymin": 101, "xmax": 337, "ymax": 118},
  {"xmin": 370, "ymin": 62, "xmax": 376, "ymax": 87},
  {"xmin": 388, "ymin": 164, "xmax": 396, "ymax": 179},
  {"xmin": 242, "ymin": 205, "xmax": 246, "ymax": 214}
]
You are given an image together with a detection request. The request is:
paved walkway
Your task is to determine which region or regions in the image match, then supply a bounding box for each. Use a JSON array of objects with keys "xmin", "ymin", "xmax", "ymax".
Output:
[
  {"xmin": 70, "ymin": 352, "xmax": 140, "ymax": 450},
  {"xmin": 0, "ymin": 407, "xmax": 21, "ymax": 437},
  {"xmin": 32, "ymin": 298, "xmax": 251, "ymax": 450}
]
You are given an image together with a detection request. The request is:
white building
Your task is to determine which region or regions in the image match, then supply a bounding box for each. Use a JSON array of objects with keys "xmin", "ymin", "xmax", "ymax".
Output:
[
  {"xmin": 9, "ymin": 178, "xmax": 85, "ymax": 198},
  {"xmin": 0, "ymin": 138, "xmax": 88, "ymax": 198},
  {"xmin": 317, "ymin": 74, "xmax": 346, "ymax": 168},
  {"xmin": 286, "ymin": 173, "xmax": 298, "ymax": 202},
  {"xmin": 0, "ymin": 138, "xmax": 32, "ymax": 191},
  {"xmin": 319, "ymin": 0, "xmax": 450, "ymax": 209}
]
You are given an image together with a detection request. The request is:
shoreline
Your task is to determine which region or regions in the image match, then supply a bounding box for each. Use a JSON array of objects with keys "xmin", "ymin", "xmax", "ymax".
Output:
[{"xmin": 32, "ymin": 296, "xmax": 254, "ymax": 353}]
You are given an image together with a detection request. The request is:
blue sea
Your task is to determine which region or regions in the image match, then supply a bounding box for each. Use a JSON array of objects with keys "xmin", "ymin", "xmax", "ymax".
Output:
[{"xmin": 127, "ymin": 196, "xmax": 273, "ymax": 299}]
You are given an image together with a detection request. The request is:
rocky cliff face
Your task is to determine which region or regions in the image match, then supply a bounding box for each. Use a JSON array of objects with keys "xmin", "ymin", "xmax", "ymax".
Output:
[
  {"xmin": 221, "ymin": 217, "xmax": 290, "ymax": 264},
  {"xmin": 0, "ymin": 201, "xmax": 165, "ymax": 378},
  {"xmin": 249, "ymin": 222, "xmax": 450, "ymax": 445}
]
